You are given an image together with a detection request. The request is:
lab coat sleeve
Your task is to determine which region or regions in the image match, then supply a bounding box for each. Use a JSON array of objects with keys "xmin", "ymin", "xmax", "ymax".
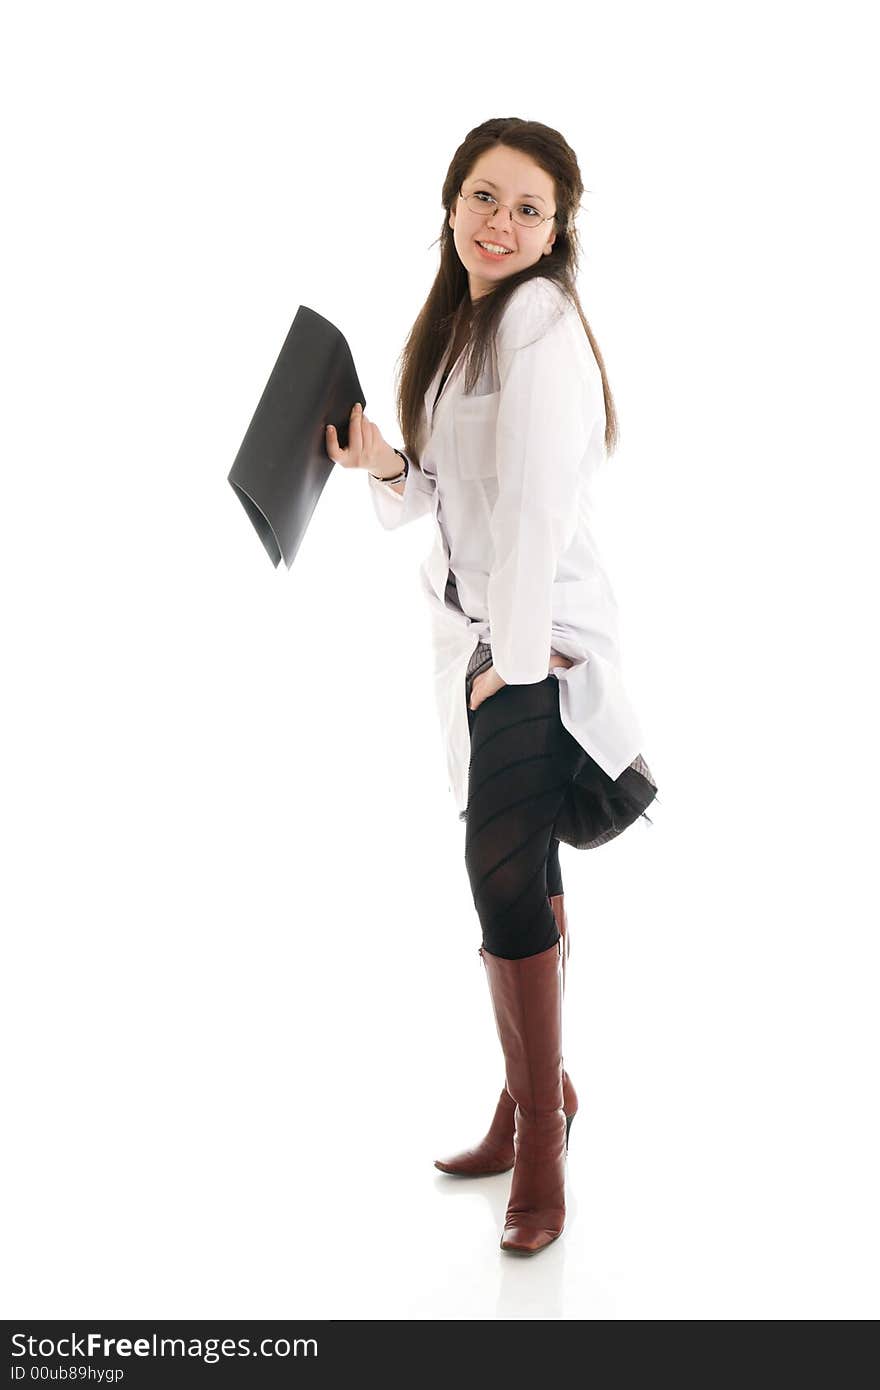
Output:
[
  {"xmin": 367, "ymin": 449, "xmax": 437, "ymax": 530},
  {"xmin": 487, "ymin": 282, "xmax": 596, "ymax": 684}
]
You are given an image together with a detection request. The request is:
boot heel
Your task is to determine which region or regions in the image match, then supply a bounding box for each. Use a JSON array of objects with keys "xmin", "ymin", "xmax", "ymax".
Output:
[{"xmin": 565, "ymin": 1111, "xmax": 574, "ymax": 1153}]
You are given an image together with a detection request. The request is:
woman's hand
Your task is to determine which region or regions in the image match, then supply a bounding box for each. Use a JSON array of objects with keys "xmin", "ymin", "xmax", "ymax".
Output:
[
  {"xmin": 325, "ymin": 401, "xmax": 399, "ymax": 478},
  {"xmin": 469, "ymin": 664, "xmax": 507, "ymax": 711},
  {"xmin": 470, "ymin": 654, "xmax": 573, "ymax": 711}
]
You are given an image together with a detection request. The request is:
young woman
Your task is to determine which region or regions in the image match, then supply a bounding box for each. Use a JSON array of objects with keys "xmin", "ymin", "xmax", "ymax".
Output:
[{"xmin": 325, "ymin": 117, "xmax": 658, "ymax": 1256}]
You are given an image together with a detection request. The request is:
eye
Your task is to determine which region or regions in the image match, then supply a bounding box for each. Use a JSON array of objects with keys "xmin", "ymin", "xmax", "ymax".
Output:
[
  {"xmin": 473, "ymin": 190, "xmax": 495, "ymax": 204},
  {"xmin": 520, "ymin": 205, "xmax": 541, "ymax": 219}
]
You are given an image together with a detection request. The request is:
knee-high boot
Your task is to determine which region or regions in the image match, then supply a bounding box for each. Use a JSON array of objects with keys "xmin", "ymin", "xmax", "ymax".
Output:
[
  {"xmin": 433, "ymin": 893, "xmax": 577, "ymax": 1176},
  {"xmin": 480, "ymin": 937, "xmax": 567, "ymax": 1253}
]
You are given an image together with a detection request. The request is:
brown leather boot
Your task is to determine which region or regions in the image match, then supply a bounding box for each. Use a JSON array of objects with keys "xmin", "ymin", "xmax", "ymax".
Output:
[
  {"xmin": 434, "ymin": 894, "xmax": 578, "ymax": 1176},
  {"xmin": 480, "ymin": 938, "xmax": 567, "ymax": 1253}
]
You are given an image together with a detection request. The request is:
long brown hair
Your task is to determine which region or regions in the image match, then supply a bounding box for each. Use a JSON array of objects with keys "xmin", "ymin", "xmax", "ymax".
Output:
[{"xmin": 395, "ymin": 116, "xmax": 619, "ymax": 463}]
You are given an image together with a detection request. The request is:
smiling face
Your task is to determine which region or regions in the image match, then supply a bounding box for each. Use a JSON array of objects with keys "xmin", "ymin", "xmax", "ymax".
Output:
[{"xmin": 449, "ymin": 145, "xmax": 557, "ymax": 301}]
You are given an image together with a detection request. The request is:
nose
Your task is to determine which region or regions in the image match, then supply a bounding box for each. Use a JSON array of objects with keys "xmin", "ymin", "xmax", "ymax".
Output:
[{"xmin": 487, "ymin": 204, "xmax": 514, "ymax": 232}]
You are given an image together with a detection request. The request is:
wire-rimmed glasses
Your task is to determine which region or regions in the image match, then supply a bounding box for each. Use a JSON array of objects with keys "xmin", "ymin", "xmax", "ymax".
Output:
[{"xmin": 458, "ymin": 186, "xmax": 557, "ymax": 229}]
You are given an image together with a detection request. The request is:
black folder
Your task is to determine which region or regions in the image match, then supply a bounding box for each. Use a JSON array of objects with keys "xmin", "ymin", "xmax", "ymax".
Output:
[{"xmin": 228, "ymin": 304, "xmax": 366, "ymax": 568}]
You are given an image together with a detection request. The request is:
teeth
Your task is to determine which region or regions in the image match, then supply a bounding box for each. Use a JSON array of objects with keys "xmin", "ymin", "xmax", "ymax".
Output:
[{"xmin": 478, "ymin": 241, "xmax": 512, "ymax": 255}]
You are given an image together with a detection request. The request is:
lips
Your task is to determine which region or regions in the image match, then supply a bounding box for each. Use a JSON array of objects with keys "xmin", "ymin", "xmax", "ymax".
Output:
[{"xmin": 475, "ymin": 238, "xmax": 514, "ymax": 256}]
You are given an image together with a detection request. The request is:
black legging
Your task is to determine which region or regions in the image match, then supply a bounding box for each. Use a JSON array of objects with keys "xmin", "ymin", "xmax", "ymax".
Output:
[{"xmin": 464, "ymin": 673, "xmax": 585, "ymax": 960}]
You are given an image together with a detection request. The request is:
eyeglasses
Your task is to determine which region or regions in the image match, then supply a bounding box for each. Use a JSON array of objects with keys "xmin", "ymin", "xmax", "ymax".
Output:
[{"xmin": 458, "ymin": 186, "xmax": 556, "ymax": 230}]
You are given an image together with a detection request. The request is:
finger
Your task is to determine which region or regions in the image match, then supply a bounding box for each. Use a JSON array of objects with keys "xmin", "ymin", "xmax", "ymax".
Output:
[
  {"xmin": 325, "ymin": 422, "xmax": 341, "ymax": 461},
  {"xmin": 325, "ymin": 422, "xmax": 350, "ymax": 466},
  {"xmin": 348, "ymin": 401, "xmax": 363, "ymax": 455}
]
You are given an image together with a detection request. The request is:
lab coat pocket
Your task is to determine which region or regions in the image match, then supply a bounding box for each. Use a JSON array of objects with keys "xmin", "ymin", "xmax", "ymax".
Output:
[
  {"xmin": 551, "ymin": 574, "xmax": 621, "ymax": 658},
  {"xmin": 552, "ymin": 575, "xmax": 614, "ymax": 627},
  {"xmin": 453, "ymin": 392, "xmax": 499, "ymax": 480}
]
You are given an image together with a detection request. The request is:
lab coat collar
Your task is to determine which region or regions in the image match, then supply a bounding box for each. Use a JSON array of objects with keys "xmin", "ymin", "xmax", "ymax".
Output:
[
  {"xmin": 423, "ymin": 339, "xmax": 469, "ymax": 433},
  {"xmin": 422, "ymin": 301, "xmax": 478, "ymax": 430}
]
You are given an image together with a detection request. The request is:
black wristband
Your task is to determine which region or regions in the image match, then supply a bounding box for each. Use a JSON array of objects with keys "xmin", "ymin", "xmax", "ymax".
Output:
[{"xmin": 371, "ymin": 450, "xmax": 409, "ymax": 484}]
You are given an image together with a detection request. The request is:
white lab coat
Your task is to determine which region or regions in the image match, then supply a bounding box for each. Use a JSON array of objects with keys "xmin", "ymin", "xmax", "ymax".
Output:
[{"xmin": 368, "ymin": 276, "xmax": 647, "ymax": 818}]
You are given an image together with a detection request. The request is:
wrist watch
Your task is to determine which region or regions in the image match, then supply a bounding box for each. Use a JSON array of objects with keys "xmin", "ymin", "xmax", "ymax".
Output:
[{"xmin": 370, "ymin": 449, "xmax": 409, "ymax": 485}]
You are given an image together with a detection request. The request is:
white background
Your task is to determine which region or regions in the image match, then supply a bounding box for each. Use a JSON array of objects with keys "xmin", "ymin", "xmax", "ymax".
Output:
[{"xmin": 3, "ymin": 0, "xmax": 878, "ymax": 1320}]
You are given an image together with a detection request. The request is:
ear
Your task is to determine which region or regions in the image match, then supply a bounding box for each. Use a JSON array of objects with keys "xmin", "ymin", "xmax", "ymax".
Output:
[{"xmin": 543, "ymin": 231, "xmax": 556, "ymax": 256}]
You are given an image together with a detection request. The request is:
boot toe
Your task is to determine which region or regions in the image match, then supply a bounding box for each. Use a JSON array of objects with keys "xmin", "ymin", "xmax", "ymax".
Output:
[
  {"xmin": 434, "ymin": 1149, "xmax": 514, "ymax": 1176},
  {"xmin": 500, "ymin": 1221, "xmax": 563, "ymax": 1253}
]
